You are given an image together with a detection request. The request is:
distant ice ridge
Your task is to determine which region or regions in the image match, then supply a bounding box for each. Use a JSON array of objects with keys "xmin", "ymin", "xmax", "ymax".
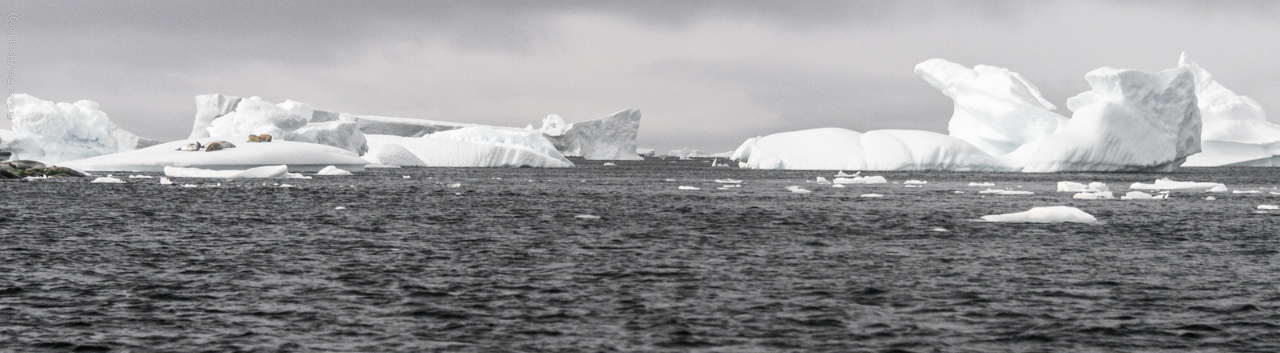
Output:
[
  {"xmin": 1176, "ymin": 53, "xmax": 1280, "ymax": 167},
  {"xmin": 353, "ymin": 109, "xmax": 643, "ymax": 161},
  {"xmin": 1, "ymin": 94, "xmax": 151, "ymax": 164},
  {"xmin": 363, "ymin": 127, "xmax": 573, "ymax": 168},
  {"xmin": 730, "ymin": 59, "xmax": 1202, "ymax": 172},
  {"xmin": 191, "ymin": 95, "xmax": 368, "ymax": 155},
  {"xmin": 164, "ymin": 165, "xmax": 307, "ymax": 179}
]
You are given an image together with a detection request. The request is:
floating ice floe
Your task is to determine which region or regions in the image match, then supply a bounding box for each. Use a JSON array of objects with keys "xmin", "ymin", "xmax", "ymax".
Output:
[
  {"xmin": 575, "ymin": 214, "xmax": 601, "ymax": 220},
  {"xmin": 835, "ymin": 171, "xmax": 858, "ymax": 177},
  {"xmin": 280, "ymin": 184, "xmax": 294, "ymax": 188},
  {"xmin": 714, "ymin": 179, "xmax": 742, "ymax": 184},
  {"xmin": 159, "ymin": 177, "xmax": 173, "ymax": 185},
  {"xmin": 1258, "ymin": 205, "xmax": 1279, "ymax": 210},
  {"xmin": 335, "ymin": 206, "xmax": 346, "ymax": 210},
  {"xmin": 832, "ymin": 184, "xmax": 846, "ymax": 188},
  {"xmin": 1057, "ymin": 181, "xmax": 1109, "ymax": 192},
  {"xmin": 602, "ymin": 162, "xmax": 617, "ymax": 166},
  {"xmin": 978, "ymin": 189, "xmax": 1034, "ymax": 195},
  {"xmin": 1121, "ymin": 191, "xmax": 1167, "ymax": 200},
  {"xmin": 1207, "ymin": 185, "xmax": 1229, "ymax": 193},
  {"xmin": 164, "ymin": 165, "xmax": 308, "ymax": 179},
  {"xmin": 91, "ymin": 175, "xmax": 125, "ymax": 183},
  {"xmin": 904, "ymin": 180, "xmax": 927, "ymax": 185},
  {"xmin": 127, "ymin": 175, "xmax": 153, "ymax": 179},
  {"xmin": 316, "ymin": 165, "xmax": 353, "ymax": 176},
  {"xmin": 447, "ymin": 183, "xmax": 461, "ymax": 188},
  {"xmin": 1205, "ymin": 196, "xmax": 1216, "ymax": 200},
  {"xmin": 1129, "ymin": 178, "xmax": 1226, "ymax": 190},
  {"xmin": 785, "ymin": 186, "xmax": 812, "ymax": 194},
  {"xmin": 860, "ymin": 193, "xmax": 884, "ymax": 198},
  {"xmin": 833, "ymin": 176, "xmax": 888, "ymax": 185},
  {"xmin": 968, "ymin": 182, "xmax": 995, "ymax": 187},
  {"xmin": 1, "ymin": 94, "xmax": 153, "ymax": 164},
  {"xmin": 1073, "ymin": 191, "xmax": 1115, "ymax": 200},
  {"xmin": 981, "ymin": 206, "xmax": 1097, "ymax": 223},
  {"xmin": 1232, "ymin": 190, "xmax": 1261, "ymax": 194},
  {"xmin": 61, "ymin": 139, "xmax": 366, "ymax": 172},
  {"xmin": 678, "ymin": 186, "xmax": 700, "ymax": 190}
]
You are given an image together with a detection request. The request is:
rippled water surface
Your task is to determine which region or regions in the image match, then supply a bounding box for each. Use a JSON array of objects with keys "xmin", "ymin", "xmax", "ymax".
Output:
[{"xmin": 3, "ymin": 159, "xmax": 1280, "ymax": 352}]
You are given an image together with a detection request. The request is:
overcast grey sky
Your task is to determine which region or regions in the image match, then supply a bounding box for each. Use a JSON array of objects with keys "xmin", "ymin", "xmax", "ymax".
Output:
[{"xmin": 4, "ymin": 1, "xmax": 1279, "ymax": 153}]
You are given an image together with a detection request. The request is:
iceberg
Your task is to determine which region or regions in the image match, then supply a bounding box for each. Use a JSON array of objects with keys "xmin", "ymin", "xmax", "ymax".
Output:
[
  {"xmin": 914, "ymin": 59, "xmax": 1067, "ymax": 156},
  {"xmin": 730, "ymin": 128, "xmax": 1011, "ymax": 171},
  {"xmin": 316, "ymin": 165, "xmax": 354, "ymax": 176},
  {"xmin": 362, "ymin": 143, "xmax": 427, "ymax": 167},
  {"xmin": 60, "ymin": 139, "xmax": 367, "ymax": 172},
  {"xmin": 2, "ymin": 94, "xmax": 146, "ymax": 163},
  {"xmin": 1176, "ymin": 53, "xmax": 1280, "ymax": 167},
  {"xmin": 353, "ymin": 109, "xmax": 642, "ymax": 160},
  {"xmin": 164, "ymin": 165, "xmax": 306, "ymax": 179},
  {"xmin": 1021, "ymin": 66, "xmax": 1201, "ymax": 172},
  {"xmin": 981, "ymin": 206, "xmax": 1097, "ymax": 223},
  {"xmin": 1057, "ymin": 181, "xmax": 1108, "ymax": 192},
  {"xmin": 363, "ymin": 127, "xmax": 573, "ymax": 168},
  {"xmin": 191, "ymin": 95, "xmax": 368, "ymax": 155},
  {"xmin": 667, "ymin": 148, "xmax": 706, "ymax": 159}
]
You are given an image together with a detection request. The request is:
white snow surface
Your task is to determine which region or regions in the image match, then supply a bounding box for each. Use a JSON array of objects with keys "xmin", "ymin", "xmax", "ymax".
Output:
[
  {"xmin": 2, "ymin": 94, "xmax": 142, "ymax": 164},
  {"xmin": 165, "ymin": 165, "xmax": 307, "ymax": 179},
  {"xmin": 1129, "ymin": 178, "xmax": 1225, "ymax": 190},
  {"xmin": 60, "ymin": 139, "xmax": 367, "ymax": 172},
  {"xmin": 915, "ymin": 59, "xmax": 1067, "ymax": 156},
  {"xmin": 981, "ymin": 206, "xmax": 1097, "ymax": 223},
  {"xmin": 364, "ymin": 127, "xmax": 573, "ymax": 168}
]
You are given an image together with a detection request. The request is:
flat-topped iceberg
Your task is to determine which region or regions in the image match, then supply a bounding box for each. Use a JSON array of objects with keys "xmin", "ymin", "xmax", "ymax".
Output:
[
  {"xmin": 60, "ymin": 139, "xmax": 367, "ymax": 172},
  {"xmin": 729, "ymin": 128, "xmax": 1010, "ymax": 171},
  {"xmin": 2, "ymin": 94, "xmax": 152, "ymax": 164},
  {"xmin": 1176, "ymin": 53, "xmax": 1280, "ymax": 167},
  {"xmin": 353, "ymin": 109, "xmax": 642, "ymax": 161},
  {"xmin": 364, "ymin": 127, "xmax": 573, "ymax": 168}
]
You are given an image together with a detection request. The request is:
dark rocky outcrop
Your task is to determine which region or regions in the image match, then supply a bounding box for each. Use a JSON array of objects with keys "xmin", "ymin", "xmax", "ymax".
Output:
[{"xmin": 0, "ymin": 160, "xmax": 87, "ymax": 178}]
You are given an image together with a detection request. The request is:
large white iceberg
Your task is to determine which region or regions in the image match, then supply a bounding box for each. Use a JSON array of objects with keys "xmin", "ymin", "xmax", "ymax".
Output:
[
  {"xmin": 1177, "ymin": 53, "xmax": 1280, "ymax": 167},
  {"xmin": 914, "ymin": 59, "xmax": 1067, "ymax": 156},
  {"xmin": 60, "ymin": 139, "xmax": 368, "ymax": 172},
  {"xmin": 981, "ymin": 206, "xmax": 1097, "ymax": 223},
  {"xmin": 190, "ymin": 94, "xmax": 368, "ymax": 155},
  {"xmin": 1020, "ymin": 66, "xmax": 1201, "ymax": 172},
  {"xmin": 1, "ymin": 94, "xmax": 146, "ymax": 163},
  {"xmin": 729, "ymin": 127, "xmax": 1011, "ymax": 171},
  {"xmin": 353, "ymin": 110, "xmax": 642, "ymax": 161},
  {"xmin": 364, "ymin": 127, "xmax": 573, "ymax": 168}
]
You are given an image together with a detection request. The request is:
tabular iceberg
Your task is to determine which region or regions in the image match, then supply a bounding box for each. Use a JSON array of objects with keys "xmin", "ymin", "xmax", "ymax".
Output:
[
  {"xmin": 60, "ymin": 139, "xmax": 368, "ymax": 172},
  {"xmin": 1177, "ymin": 53, "xmax": 1280, "ymax": 167},
  {"xmin": 352, "ymin": 110, "xmax": 642, "ymax": 160},
  {"xmin": 364, "ymin": 127, "xmax": 573, "ymax": 168},
  {"xmin": 1, "ymin": 94, "xmax": 146, "ymax": 164},
  {"xmin": 729, "ymin": 127, "xmax": 1012, "ymax": 171},
  {"xmin": 190, "ymin": 94, "xmax": 369, "ymax": 155}
]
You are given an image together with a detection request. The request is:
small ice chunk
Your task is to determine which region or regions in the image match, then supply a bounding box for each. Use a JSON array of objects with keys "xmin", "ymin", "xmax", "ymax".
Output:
[
  {"xmin": 953, "ymin": 190, "xmax": 965, "ymax": 193},
  {"xmin": 1205, "ymin": 196, "xmax": 1216, "ymax": 200},
  {"xmin": 715, "ymin": 179, "xmax": 742, "ymax": 184},
  {"xmin": 905, "ymin": 185, "xmax": 922, "ymax": 188},
  {"xmin": 575, "ymin": 214, "xmax": 601, "ymax": 220},
  {"xmin": 904, "ymin": 180, "xmax": 927, "ymax": 185},
  {"xmin": 785, "ymin": 186, "xmax": 812, "ymax": 194},
  {"xmin": 127, "ymin": 175, "xmax": 153, "ymax": 179},
  {"xmin": 1121, "ymin": 191, "xmax": 1167, "ymax": 200},
  {"xmin": 602, "ymin": 162, "xmax": 617, "ymax": 166},
  {"xmin": 181, "ymin": 184, "xmax": 198, "ymax": 188},
  {"xmin": 860, "ymin": 193, "xmax": 884, "ymax": 198},
  {"xmin": 1258, "ymin": 205, "xmax": 1279, "ymax": 210},
  {"xmin": 448, "ymin": 183, "xmax": 461, "ymax": 188},
  {"xmin": 403, "ymin": 175, "xmax": 411, "ymax": 179},
  {"xmin": 280, "ymin": 184, "xmax": 294, "ymax": 188},
  {"xmin": 678, "ymin": 186, "xmax": 700, "ymax": 190},
  {"xmin": 1058, "ymin": 181, "xmax": 1109, "ymax": 192},
  {"xmin": 1130, "ymin": 178, "xmax": 1225, "ymax": 190},
  {"xmin": 832, "ymin": 184, "xmax": 846, "ymax": 188},
  {"xmin": 815, "ymin": 177, "xmax": 831, "ymax": 184},
  {"xmin": 931, "ymin": 227, "xmax": 947, "ymax": 232},
  {"xmin": 981, "ymin": 206, "xmax": 1097, "ymax": 223},
  {"xmin": 335, "ymin": 206, "xmax": 346, "ymax": 210},
  {"xmin": 663, "ymin": 179, "xmax": 677, "ymax": 182},
  {"xmin": 835, "ymin": 170, "xmax": 859, "ymax": 177},
  {"xmin": 968, "ymin": 182, "xmax": 995, "ymax": 187},
  {"xmin": 978, "ymin": 189, "xmax": 1034, "ymax": 195},
  {"xmin": 316, "ymin": 166, "xmax": 353, "ymax": 176},
  {"xmin": 159, "ymin": 177, "xmax": 173, "ymax": 185},
  {"xmin": 91, "ymin": 175, "xmax": 125, "ymax": 183},
  {"xmin": 1207, "ymin": 185, "xmax": 1229, "ymax": 193},
  {"xmin": 1232, "ymin": 190, "xmax": 1261, "ymax": 194},
  {"xmin": 1073, "ymin": 191, "xmax": 1115, "ymax": 200},
  {"xmin": 833, "ymin": 176, "xmax": 887, "ymax": 184}
]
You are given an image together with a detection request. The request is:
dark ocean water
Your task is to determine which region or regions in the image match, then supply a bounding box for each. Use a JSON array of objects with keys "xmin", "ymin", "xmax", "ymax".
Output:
[{"xmin": 2, "ymin": 158, "xmax": 1280, "ymax": 352}]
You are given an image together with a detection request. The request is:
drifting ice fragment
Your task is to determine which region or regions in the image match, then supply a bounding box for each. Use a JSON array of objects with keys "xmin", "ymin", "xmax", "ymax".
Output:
[
  {"xmin": 815, "ymin": 177, "xmax": 831, "ymax": 184},
  {"xmin": 978, "ymin": 189, "xmax": 1034, "ymax": 195},
  {"xmin": 1258, "ymin": 205, "xmax": 1279, "ymax": 210},
  {"xmin": 159, "ymin": 177, "xmax": 173, "ymax": 185},
  {"xmin": 860, "ymin": 193, "xmax": 884, "ymax": 198},
  {"xmin": 1232, "ymin": 190, "xmax": 1261, "ymax": 194},
  {"xmin": 91, "ymin": 175, "xmax": 125, "ymax": 183},
  {"xmin": 1130, "ymin": 178, "xmax": 1226, "ymax": 190},
  {"xmin": 1073, "ymin": 191, "xmax": 1115, "ymax": 200},
  {"xmin": 448, "ymin": 183, "xmax": 461, "ymax": 188},
  {"xmin": 968, "ymin": 182, "xmax": 995, "ymax": 187},
  {"xmin": 715, "ymin": 179, "xmax": 742, "ymax": 184},
  {"xmin": 678, "ymin": 186, "xmax": 700, "ymax": 190},
  {"xmin": 127, "ymin": 175, "xmax": 153, "ymax": 179},
  {"xmin": 1057, "ymin": 181, "xmax": 1109, "ymax": 192},
  {"xmin": 335, "ymin": 206, "xmax": 346, "ymax": 210},
  {"xmin": 603, "ymin": 162, "xmax": 617, "ymax": 166},
  {"xmin": 981, "ymin": 206, "xmax": 1097, "ymax": 223},
  {"xmin": 1205, "ymin": 196, "xmax": 1216, "ymax": 200},
  {"xmin": 904, "ymin": 180, "xmax": 927, "ymax": 185},
  {"xmin": 1207, "ymin": 185, "xmax": 1229, "ymax": 193},
  {"xmin": 833, "ymin": 176, "xmax": 887, "ymax": 184},
  {"xmin": 785, "ymin": 186, "xmax": 812, "ymax": 194},
  {"xmin": 575, "ymin": 214, "xmax": 602, "ymax": 220},
  {"xmin": 835, "ymin": 171, "xmax": 858, "ymax": 177},
  {"xmin": 1121, "ymin": 191, "xmax": 1167, "ymax": 200}
]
